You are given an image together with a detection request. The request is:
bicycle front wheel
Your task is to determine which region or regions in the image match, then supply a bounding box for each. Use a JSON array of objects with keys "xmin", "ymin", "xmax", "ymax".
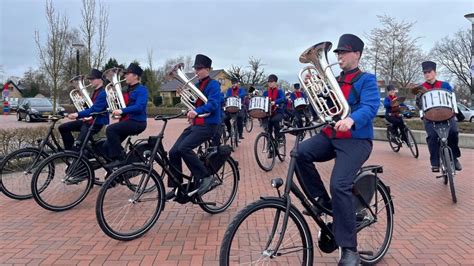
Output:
[
  {"xmin": 357, "ymin": 180, "xmax": 394, "ymax": 264},
  {"xmin": 441, "ymin": 147, "xmax": 456, "ymax": 203},
  {"xmin": 254, "ymin": 133, "xmax": 276, "ymax": 172},
  {"xmin": 245, "ymin": 117, "xmax": 253, "ymax": 132},
  {"xmin": 0, "ymin": 147, "xmax": 48, "ymax": 200},
  {"xmin": 220, "ymin": 198, "xmax": 313, "ymax": 265},
  {"xmin": 386, "ymin": 128, "xmax": 400, "ymax": 152},
  {"xmin": 31, "ymin": 151, "xmax": 94, "ymax": 211},
  {"xmin": 96, "ymin": 164, "xmax": 165, "ymax": 241},
  {"xmin": 405, "ymin": 128, "xmax": 419, "ymax": 158}
]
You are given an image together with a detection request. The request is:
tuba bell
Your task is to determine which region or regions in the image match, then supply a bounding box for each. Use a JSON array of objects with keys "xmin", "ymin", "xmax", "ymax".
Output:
[
  {"xmin": 104, "ymin": 67, "xmax": 127, "ymax": 113},
  {"xmin": 298, "ymin": 41, "xmax": 350, "ymax": 122},
  {"xmin": 167, "ymin": 63, "xmax": 208, "ymax": 114},
  {"xmin": 69, "ymin": 75, "xmax": 93, "ymax": 112}
]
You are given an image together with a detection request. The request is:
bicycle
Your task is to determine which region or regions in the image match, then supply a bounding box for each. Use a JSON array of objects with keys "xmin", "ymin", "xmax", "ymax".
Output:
[
  {"xmin": 433, "ymin": 120, "xmax": 457, "ymax": 203},
  {"xmin": 228, "ymin": 112, "xmax": 240, "ymax": 149},
  {"xmin": 220, "ymin": 122, "xmax": 394, "ymax": 265},
  {"xmin": 95, "ymin": 112, "xmax": 240, "ymax": 241},
  {"xmin": 30, "ymin": 110, "xmax": 154, "ymax": 212},
  {"xmin": 0, "ymin": 115, "xmax": 64, "ymax": 200},
  {"xmin": 254, "ymin": 119, "xmax": 286, "ymax": 172},
  {"xmin": 386, "ymin": 121, "xmax": 419, "ymax": 158}
]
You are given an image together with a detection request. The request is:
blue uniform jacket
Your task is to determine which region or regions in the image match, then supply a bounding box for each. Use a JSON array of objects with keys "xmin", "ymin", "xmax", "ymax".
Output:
[
  {"xmin": 122, "ymin": 84, "xmax": 148, "ymax": 122},
  {"xmin": 384, "ymin": 96, "xmax": 406, "ymax": 116},
  {"xmin": 77, "ymin": 88, "xmax": 109, "ymax": 126},
  {"xmin": 290, "ymin": 91, "xmax": 307, "ymax": 101},
  {"xmin": 263, "ymin": 88, "xmax": 286, "ymax": 114},
  {"xmin": 194, "ymin": 79, "xmax": 222, "ymax": 125},
  {"xmin": 347, "ymin": 73, "xmax": 380, "ymax": 139},
  {"xmin": 225, "ymin": 87, "xmax": 247, "ymax": 101}
]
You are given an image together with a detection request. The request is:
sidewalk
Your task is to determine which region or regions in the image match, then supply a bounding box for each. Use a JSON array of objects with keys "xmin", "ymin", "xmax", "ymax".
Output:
[{"xmin": 1, "ymin": 118, "xmax": 473, "ymax": 265}]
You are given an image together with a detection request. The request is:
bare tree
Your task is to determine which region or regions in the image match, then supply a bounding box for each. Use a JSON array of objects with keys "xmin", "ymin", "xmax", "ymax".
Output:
[
  {"xmin": 80, "ymin": 0, "xmax": 108, "ymax": 69},
  {"xmin": 226, "ymin": 57, "xmax": 267, "ymax": 89},
  {"xmin": 145, "ymin": 48, "xmax": 159, "ymax": 100},
  {"xmin": 35, "ymin": 0, "xmax": 70, "ymax": 112},
  {"xmin": 365, "ymin": 15, "xmax": 423, "ymax": 89},
  {"xmin": 431, "ymin": 29, "xmax": 472, "ymax": 94}
]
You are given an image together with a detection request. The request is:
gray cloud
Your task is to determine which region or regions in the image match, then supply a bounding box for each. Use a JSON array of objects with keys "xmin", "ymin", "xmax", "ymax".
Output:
[{"xmin": 1, "ymin": 0, "xmax": 472, "ymax": 83}]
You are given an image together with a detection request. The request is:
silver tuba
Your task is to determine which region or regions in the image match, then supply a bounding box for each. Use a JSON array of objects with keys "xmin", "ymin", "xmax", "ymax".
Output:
[
  {"xmin": 298, "ymin": 41, "xmax": 350, "ymax": 122},
  {"xmin": 167, "ymin": 63, "xmax": 208, "ymax": 114},
  {"xmin": 69, "ymin": 75, "xmax": 93, "ymax": 112},
  {"xmin": 104, "ymin": 67, "xmax": 126, "ymax": 113}
]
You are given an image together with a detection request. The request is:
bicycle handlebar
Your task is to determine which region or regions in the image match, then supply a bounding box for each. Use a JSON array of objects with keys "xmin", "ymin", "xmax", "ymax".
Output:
[{"xmin": 154, "ymin": 110, "xmax": 186, "ymax": 121}]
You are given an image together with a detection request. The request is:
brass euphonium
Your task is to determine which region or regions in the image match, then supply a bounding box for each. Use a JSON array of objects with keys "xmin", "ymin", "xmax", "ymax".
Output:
[
  {"xmin": 69, "ymin": 75, "xmax": 93, "ymax": 112},
  {"xmin": 103, "ymin": 67, "xmax": 126, "ymax": 113},
  {"xmin": 298, "ymin": 41, "xmax": 350, "ymax": 122},
  {"xmin": 167, "ymin": 63, "xmax": 208, "ymax": 114}
]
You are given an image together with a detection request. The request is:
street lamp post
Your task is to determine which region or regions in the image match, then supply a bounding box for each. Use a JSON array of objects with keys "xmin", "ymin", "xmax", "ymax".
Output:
[
  {"xmin": 72, "ymin": 43, "xmax": 85, "ymax": 76},
  {"xmin": 464, "ymin": 13, "xmax": 474, "ymax": 103}
]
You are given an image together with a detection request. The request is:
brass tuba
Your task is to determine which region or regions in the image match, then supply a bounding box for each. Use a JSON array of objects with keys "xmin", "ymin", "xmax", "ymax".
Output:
[
  {"xmin": 298, "ymin": 41, "xmax": 350, "ymax": 122},
  {"xmin": 104, "ymin": 67, "xmax": 126, "ymax": 113},
  {"xmin": 167, "ymin": 63, "xmax": 208, "ymax": 114},
  {"xmin": 69, "ymin": 75, "xmax": 93, "ymax": 112}
]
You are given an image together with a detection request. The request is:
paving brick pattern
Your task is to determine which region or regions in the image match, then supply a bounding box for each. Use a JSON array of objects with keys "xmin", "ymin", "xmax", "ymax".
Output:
[{"xmin": 1, "ymin": 118, "xmax": 473, "ymax": 265}]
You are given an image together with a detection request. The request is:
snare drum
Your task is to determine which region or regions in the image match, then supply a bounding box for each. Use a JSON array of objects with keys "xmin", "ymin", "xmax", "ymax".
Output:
[
  {"xmin": 293, "ymin": 97, "xmax": 307, "ymax": 110},
  {"xmin": 421, "ymin": 90, "xmax": 456, "ymax": 122},
  {"xmin": 225, "ymin": 97, "xmax": 241, "ymax": 113},
  {"xmin": 249, "ymin": 96, "xmax": 270, "ymax": 118}
]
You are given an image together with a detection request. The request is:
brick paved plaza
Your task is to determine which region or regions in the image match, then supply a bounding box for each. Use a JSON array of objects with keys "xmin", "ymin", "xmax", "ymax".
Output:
[{"xmin": 1, "ymin": 118, "xmax": 473, "ymax": 265}]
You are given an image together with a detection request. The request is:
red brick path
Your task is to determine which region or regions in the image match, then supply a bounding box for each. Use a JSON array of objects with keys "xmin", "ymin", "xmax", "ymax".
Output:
[{"xmin": 1, "ymin": 118, "xmax": 473, "ymax": 265}]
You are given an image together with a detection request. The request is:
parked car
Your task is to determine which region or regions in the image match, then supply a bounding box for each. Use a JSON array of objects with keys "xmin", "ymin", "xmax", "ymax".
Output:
[
  {"xmin": 17, "ymin": 98, "xmax": 65, "ymax": 122},
  {"xmin": 457, "ymin": 103, "xmax": 474, "ymax": 122}
]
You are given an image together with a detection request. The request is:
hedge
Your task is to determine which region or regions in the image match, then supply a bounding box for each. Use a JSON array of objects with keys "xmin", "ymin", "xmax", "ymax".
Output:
[{"xmin": 373, "ymin": 117, "xmax": 473, "ymax": 134}]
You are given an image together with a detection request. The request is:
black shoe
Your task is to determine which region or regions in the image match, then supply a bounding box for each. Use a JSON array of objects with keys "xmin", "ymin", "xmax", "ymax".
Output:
[
  {"xmin": 196, "ymin": 176, "xmax": 217, "ymax": 196},
  {"xmin": 431, "ymin": 166, "xmax": 440, "ymax": 173},
  {"xmin": 165, "ymin": 188, "xmax": 177, "ymax": 201},
  {"xmin": 454, "ymin": 159, "xmax": 462, "ymax": 171},
  {"xmin": 338, "ymin": 248, "xmax": 360, "ymax": 266}
]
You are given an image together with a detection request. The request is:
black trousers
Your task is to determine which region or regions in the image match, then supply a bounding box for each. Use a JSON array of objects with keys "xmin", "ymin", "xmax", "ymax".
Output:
[
  {"xmin": 295, "ymin": 133, "xmax": 372, "ymax": 248},
  {"xmin": 224, "ymin": 110, "xmax": 244, "ymax": 136},
  {"xmin": 58, "ymin": 120, "xmax": 103, "ymax": 150},
  {"xmin": 263, "ymin": 113, "xmax": 283, "ymax": 140},
  {"xmin": 293, "ymin": 108, "xmax": 312, "ymax": 128},
  {"xmin": 385, "ymin": 114, "xmax": 407, "ymax": 141},
  {"xmin": 104, "ymin": 120, "xmax": 147, "ymax": 160},
  {"xmin": 169, "ymin": 124, "xmax": 218, "ymax": 187},
  {"xmin": 423, "ymin": 117, "xmax": 461, "ymax": 167}
]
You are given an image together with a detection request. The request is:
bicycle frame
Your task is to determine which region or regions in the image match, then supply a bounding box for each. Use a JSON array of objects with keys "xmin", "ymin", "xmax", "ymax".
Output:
[
  {"xmin": 433, "ymin": 120, "xmax": 454, "ymax": 175},
  {"xmin": 263, "ymin": 123, "xmax": 384, "ymax": 257}
]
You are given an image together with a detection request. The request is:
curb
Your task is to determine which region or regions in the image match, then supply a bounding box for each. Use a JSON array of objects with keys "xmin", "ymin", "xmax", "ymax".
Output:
[{"xmin": 374, "ymin": 127, "xmax": 474, "ymax": 149}]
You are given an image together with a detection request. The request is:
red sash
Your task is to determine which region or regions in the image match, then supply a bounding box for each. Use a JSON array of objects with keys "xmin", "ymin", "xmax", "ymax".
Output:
[
  {"xmin": 119, "ymin": 92, "xmax": 130, "ymax": 122},
  {"xmin": 193, "ymin": 77, "xmax": 210, "ymax": 125},
  {"xmin": 268, "ymin": 87, "xmax": 278, "ymax": 114}
]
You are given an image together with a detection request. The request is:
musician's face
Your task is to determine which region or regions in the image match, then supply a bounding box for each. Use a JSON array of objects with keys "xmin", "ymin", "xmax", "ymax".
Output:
[
  {"xmin": 388, "ymin": 90, "xmax": 396, "ymax": 96},
  {"xmin": 89, "ymin": 78, "xmax": 103, "ymax": 88},
  {"xmin": 268, "ymin": 81, "xmax": 277, "ymax": 88},
  {"xmin": 232, "ymin": 82, "xmax": 239, "ymax": 89},
  {"xmin": 195, "ymin": 67, "xmax": 210, "ymax": 79},
  {"xmin": 423, "ymin": 69, "xmax": 436, "ymax": 82},
  {"xmin": 336, "ymin": 51, "xmax": 360, "ymax": 71},
  {"xmin": 125, "ymin": 73, "xmax": 139, "ymax": 84}
]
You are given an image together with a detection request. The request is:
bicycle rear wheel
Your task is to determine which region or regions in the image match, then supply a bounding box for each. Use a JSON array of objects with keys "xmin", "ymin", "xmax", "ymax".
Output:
[
  {"xmin": 96, "ymin": 164, "xmax": 165, "ymax": 241},
  {"xmin": 0, "ymin": 147, "xmax": 49, "ymax": 200},
  {"xmin": 356, "ymin": 180, "xmax": 394, "ymax": 264},
  {"xmin": 220, "ymin": 198, "xmax": 313, "ymax": 265},
  {"xmin": 405, "ymin": 128, "xmax": 419, "ymax": 158},
  {"xmin": 254, "ymin": 133, "xmax": 275, "ymax": 172},
  {"xmin": 441, "ymin": 147, "xmax": 456, "ymax": 203},
  {"xmin": 198, "ymin": 157, "xmax": 239, "ymax": 214},
  {"xmin": 31, "ymin": 151, "xmax": 94, "ymax": 211}
]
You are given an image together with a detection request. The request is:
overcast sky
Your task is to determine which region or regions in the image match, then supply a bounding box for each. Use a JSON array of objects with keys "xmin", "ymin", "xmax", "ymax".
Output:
[{"xmin": 0, "ymin": 0, "xmax": 472, "ymax": 84}]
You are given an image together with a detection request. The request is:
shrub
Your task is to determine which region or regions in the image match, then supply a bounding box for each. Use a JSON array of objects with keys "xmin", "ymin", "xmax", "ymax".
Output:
[{"xmin": 153, "ymin": 96, "xmax": 163, "ymax": 107}]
